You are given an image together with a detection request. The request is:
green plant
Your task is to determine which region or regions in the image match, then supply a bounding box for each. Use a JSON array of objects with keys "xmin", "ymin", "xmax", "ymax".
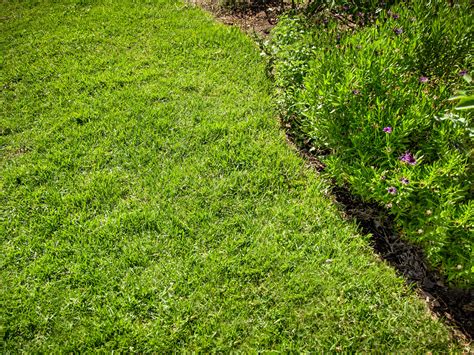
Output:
[
  {"xmin": 450, "ymin": 72, "xmax": 474, "ymax": 111},
  {"xmin": 269, "ymin": 0, "xmax": 473, "ymax": 286}
]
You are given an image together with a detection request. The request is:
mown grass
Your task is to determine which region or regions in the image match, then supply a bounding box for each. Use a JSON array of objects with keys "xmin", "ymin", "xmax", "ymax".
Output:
[{"xmin": 0, "ymin": 0, "xmax": 463, "ymax": 351}]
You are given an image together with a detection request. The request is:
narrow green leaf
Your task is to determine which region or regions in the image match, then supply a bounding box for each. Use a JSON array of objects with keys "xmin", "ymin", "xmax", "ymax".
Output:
[
  {"xmin": 462, "ymin": 73, "xmax": 472, "ymax": 83},
  {"xmin": 455, "ymin": 97, "xmax": 474, "ymax": 110}
]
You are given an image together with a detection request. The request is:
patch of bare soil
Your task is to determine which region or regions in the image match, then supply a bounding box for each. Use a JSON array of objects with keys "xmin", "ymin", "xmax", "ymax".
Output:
[{"xmin": 187, "ymin": 0, "xmax": 288, "ymax": 36}]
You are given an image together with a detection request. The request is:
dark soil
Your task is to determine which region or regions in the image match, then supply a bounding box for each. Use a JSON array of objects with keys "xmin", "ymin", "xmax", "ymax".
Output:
[
  {"xmin": 332, "ymin": 184, "xmax": 474, "ymax": 338},
  {"xmin": 189, "ymin": 0, "xmax": 287, "ymax": 36}
]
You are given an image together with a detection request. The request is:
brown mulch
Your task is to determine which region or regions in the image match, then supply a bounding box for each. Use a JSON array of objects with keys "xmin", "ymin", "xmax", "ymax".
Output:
[{"xmin": 187, "ymin": 0, "xmax": 288, "ymax": 36}]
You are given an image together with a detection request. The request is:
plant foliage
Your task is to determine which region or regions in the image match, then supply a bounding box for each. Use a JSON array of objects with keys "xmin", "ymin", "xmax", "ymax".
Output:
[{"xmin": 268, "ymin": 0, "xmax": 473, "ymax": 286}]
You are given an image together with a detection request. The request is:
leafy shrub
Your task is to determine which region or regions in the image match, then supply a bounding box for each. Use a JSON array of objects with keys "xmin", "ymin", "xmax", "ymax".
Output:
[{"xmin": 268, "ymin": 0, "xmax": 473, "ymax": 286}]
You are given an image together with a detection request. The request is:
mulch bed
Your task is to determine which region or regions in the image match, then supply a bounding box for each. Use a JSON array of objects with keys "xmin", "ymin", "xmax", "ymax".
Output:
[{"xmin": 188, "ymin": 0, "xmax": 287, "ymax": 36}]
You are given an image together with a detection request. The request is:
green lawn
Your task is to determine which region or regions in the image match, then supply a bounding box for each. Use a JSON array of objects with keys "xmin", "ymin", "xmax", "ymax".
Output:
[{"xmin": 0, "ymin": 0, "xmax": 461, "ymax": 351}]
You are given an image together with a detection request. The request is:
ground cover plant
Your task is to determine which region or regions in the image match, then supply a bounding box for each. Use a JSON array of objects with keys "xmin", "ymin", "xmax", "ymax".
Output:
[
  {"xmin": 268, "ymin": 0, "xmax": 473, "ymax": 287},
  {"xmin": 0, "ymin": 0, "xmax": 465, "ymax": 351}
]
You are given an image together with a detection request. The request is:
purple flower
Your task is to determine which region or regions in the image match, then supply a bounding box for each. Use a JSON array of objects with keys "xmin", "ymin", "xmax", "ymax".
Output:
[
  {"xmin": 419, "ymin": 76, "xmax": 429, "ymax": 83},
  {"xmin": 380, "ymin": 175, "xmax": 387, "ymax": 180},
  {"xmin": 342, "ymin": 5, "xmax": 349, "ymax": 11},
  {"xmin": 387, "ymin": 186, "xmax": 397, "ymax": 195},
  {"xmin": 459, "ymin": 69, "xmax": 468, "ymax": 76},
  {"xmin": 399, "ymin": 151, "xmax": 417, "ymax": 165},
  {"xmin": 392, "ymin": 13, "xmax": 400, "ymax": 19},
  {"xmin": 393, "ymin": 28, "xmax": 403, "ymax": 35},
  {"xmin": 400, "ymin": 177, "xmax": 409, "ymax": 184},
  {"xmin": 352, "ymin": 89, "xmax": 360, "ymax": 95},
  {"xmin": 357, "ymin": 12, "xmax": 364, "ymax": 18},
  {"xmin": 383, "ymin": 126, "xmax": 392, "ymax": 133}
]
